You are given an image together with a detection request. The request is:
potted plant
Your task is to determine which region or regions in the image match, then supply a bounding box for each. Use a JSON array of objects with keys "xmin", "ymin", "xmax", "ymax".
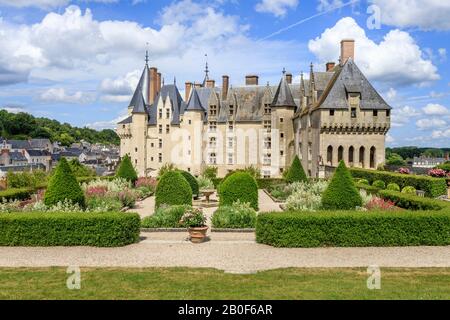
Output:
[{"xmin": 179, "ymin": 207, "xmax": 208, "ymax": 243}]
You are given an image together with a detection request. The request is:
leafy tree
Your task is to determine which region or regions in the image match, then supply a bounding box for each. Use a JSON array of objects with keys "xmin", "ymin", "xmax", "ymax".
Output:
[
  {"xmin": 321, "ymin": 160, "xmax": 362, "ymax": 210},
  {"xmin": 285, "ymin": 156, "xmax": 307, "ymax": 183},
  {"xmin": 202, "ymin": 166, "xmax": 218, "ymax": 180},
  {"xmin": 69, "ymin": 159, "xmax": 95, "ymax": 177},
  {"xmin": 44, "ymin": 157, "xmax": 85, "ymax": 207},
  {"xmin": 386, "ymin": 153, "xmax": 406, "ymax": 166},
  {"xmin": 116, "ymin": 154, "xmax": 138, "ymax": 183}
]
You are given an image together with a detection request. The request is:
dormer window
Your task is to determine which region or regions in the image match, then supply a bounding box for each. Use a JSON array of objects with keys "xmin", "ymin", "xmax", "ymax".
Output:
[
  {"xmin": 159, "ymin": 109, "xmax": 162, "ymax": 119},
  {"xmin": 264, "ymin": 104, "xmax": 271, "ymax": 115},
  {"xmin": 386, "ymin": 110, "xmax": 390, "ymax": 117},
  {"xmin": 166, "ymin": 109, "xmax": 170, "ymax": 119},
  {"xmin": 229, "ymin": 105, "xmax": 234, "ymax": 116},
  {"xmin": 351, "ymin": 108, "xmax": 357, "ymax": 118}
]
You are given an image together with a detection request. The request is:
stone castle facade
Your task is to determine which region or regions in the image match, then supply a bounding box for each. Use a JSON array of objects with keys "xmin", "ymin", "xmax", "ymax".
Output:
[{"xmin": 117, "ymin": 39, "xmax": 391, "ymax": 178}]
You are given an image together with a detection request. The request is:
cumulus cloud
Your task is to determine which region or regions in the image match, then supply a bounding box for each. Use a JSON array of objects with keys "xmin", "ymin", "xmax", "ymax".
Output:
[
  {"xmin": 391, "ymin": 105, "xmax": 421, "ymax": 127},
  {"xmin": 308, "ymin": 17, "xmax": 439, "ymax": 86},
  {"xmin": 39, "ymin": 87, "xmax": 95, "ymax": 104},
  {"xmin": 317, "ymin": 0, "xmax": 343, "ymax": 12},
  {"xmin": 416, "ymin": 118, "xmax": 447, "ymax": 130},
  {"xmin": 370, "ymin": 0, "xmax": 450, "ymax": 31},
  {"xmin": 255, "ymin": 0, "xmax": 298, "ymax": 17},
  {"xmin": 87, "ymin": 113, "xmax": 128, "ymax": 130},
  {"xmin": 99, "ymin": 69, "xmax": 140, "ymax": 102},
  {"xmin": 431, "ymin": 129, "xmax": 450, "ymax": 139},
  {"xmin": 0, "ymin": 0, "xmax": 118, "ymax": 9},
  {"xmin": 422, "ymin": 103, "xmax": 449, "ymax": 116}
]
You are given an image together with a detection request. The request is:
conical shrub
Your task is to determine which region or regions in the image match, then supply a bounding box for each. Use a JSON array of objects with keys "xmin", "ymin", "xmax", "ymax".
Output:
[
  {"xmin": 285, "ymin": 155, "xmax": 307, "ymax": 183},
  {"xmin": 44, "ymin": 157, "xmax": 85, "ymax": 208},
  {"xmin": 321, "ymin": 160, "xmax": 362, "ymax": 210},
  {"xmin": 116, "ymin": 154, "xmax": 138, "ymax": 183}
]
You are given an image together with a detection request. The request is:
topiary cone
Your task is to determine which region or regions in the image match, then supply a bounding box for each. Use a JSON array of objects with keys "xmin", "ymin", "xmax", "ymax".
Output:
[
  {"xmin": 116, "ymin": 154, "xmax": 138, "ymax": 184},
  {"xmin": 285, "ymin": 155, "xmax": 308, "ymax": 183},
  {"xmin": 321, "ymin": 160, "xmax": 362, "ymax": 210},
  {"xmin": 44, "ymin": 157, "xmax": 86, "ymax": 208}
]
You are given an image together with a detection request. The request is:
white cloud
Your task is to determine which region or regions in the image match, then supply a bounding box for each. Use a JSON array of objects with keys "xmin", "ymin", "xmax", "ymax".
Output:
[
  {"xmin": 385, "ymin": 133, "xmax": 394, "ymax": 143},
  {"xmin": 1, "ymin": 106, "xmax": 27, "ymax": 113},
  {"xmin": 438, "ymin": 48, "xmax": 447, "ymax": 61},
  {"xmin": 416, "ymin": 118, "xmax": 447, "ymax": 130},
  {"xmin": 39, "ymin": 87, "xmax": 95, "ymax": 104},
  {"xmin": 0, "ymin": 0, "xmax": 117, "ymax": 9},
  {"xmin": 391, "ymin": 105, "xmax": 421, "ymax": 127},
  {"xmin": 87, "ymin": 113, "xmax": 128, "ymax": 130},
  {"xmin": 431, "ymin": 129, "xmax": 450, "ymax": 139},
  {"xmin": 422, "ymin": 103, "xmax": 449, "ymax": 116},
  {"xmin": 99, "ymin": 69, "xmax": 140, "ymax": 102},
  {"xmin": 317, "ymin": 0, "xmax": 343, "ymax": 12},
  {"xmin": 255, "ymin": 0, "xmax": 298, "ymax": 17},
  {"xmin": 370, "ymin": 0, "xmax": 450, "ymax": 31},
  {"xmin": 386, "ymin": 87, "xmax": 397, "ymax": 101},
  {"xmin": 308, "ymin": 17, "xmax": 439, "ymax": 86}
]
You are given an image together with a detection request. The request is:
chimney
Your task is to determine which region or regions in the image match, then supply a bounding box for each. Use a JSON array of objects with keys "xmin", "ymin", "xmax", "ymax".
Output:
[
  {"xmin": 157, "ymin": 72, "xmax": 162, "ymax": 93},
  {"xmin": 185, "ymin": 82, "xmax": 193, "ymax": 102},
  {"xmin": 245, "ymin": 75, "xmax": 259, "ymax": 86},
  {"xmin": 326, "ymin": 62, "xmax": 335, "ymax": 72},
  {"xmin": 285, "ymin": 73, "xmax": 292, "ymax": 84},
  {"xmin": 222, "ymin": 75, "xmax": 229, "ymax": 100},
  {"xmin": 149, "ymin": 67, "xmax": 158, "ymax": 104},
  {"xmin": 340, "ymin": 39, "xmax": 355, "ymax": 65},
  {"xmin": 206, "ymin": 79, "xmax": 215, "ymax": 88}
]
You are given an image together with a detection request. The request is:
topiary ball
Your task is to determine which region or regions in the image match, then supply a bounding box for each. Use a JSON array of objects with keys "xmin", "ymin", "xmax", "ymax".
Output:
[
  {"xmin": 372, "ymin": 180, "xmax": 386, "ymax": 189},
  {"xmin": 285, "ymin": 155, "xmax": 308, "ymax": 184},
  {"xmin": 116, "ymin": 154, "xmax": 138, "ymax": 184},
  {"xmin": 179, "ymin": 170, "xmax": 199, "ymax": 199},
  {"xmin": 401, "ymin": 186, "xmax": 416, "ymax": 195},
  {"xmin": 358, "ymin": 179, "xmax": 369, "ymax": 185},
  {"xmin": 44, "ymin": 157, "xmax": 85, "ymax": 208},
  {"xmin": 387, "ymin": 183, "xmax": 400, "ymax": 192},
  {"xmin": 155, "ymin": 171, "xmax": 192, "ymax": 209},
  {"xmin": 219, "ymin": 172, "xmax": 258, "ymax": 210},
  {"xmin": 321, "ymin": 160, "xmax": 362, "ymax": 210}
]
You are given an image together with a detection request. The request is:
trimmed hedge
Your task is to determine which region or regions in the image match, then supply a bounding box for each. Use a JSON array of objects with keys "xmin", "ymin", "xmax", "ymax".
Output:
[
  {"xmin": 378, "ymin": 190, "xmax": 448, "ymax": 211},
  {"xmin": 44, "ymin": 158, "xmax": 86, "ymax": 208},
  {"xmin": 0, "ymin": 212, "xmax": 140, "ymax": 247},
  {"xmin": 285, "ymin": 156, "xmax": 307, "ymax": 183},
  {"xmin": 350, "ymin": 168, "xmax": 447, "ymax": 198},
  {"xmin": 179, "ymin": 170, "xmax": 199, "ymax": 199},
  {"xmin": 0, "ymin": 188, "xmax": 34, "ymax": 201},
  {"xmin": 219, "ymin": 172, "xmax": 259, "ymax": 210},
  {"xmin": 256, "ymin": 210, "xmax": 450, "ymax": 247},
  {"xmin": 155, "ymin": 171, "xmax": 192, "ymax": 209},
  {"xmin": 213, "ymin": 178, "xmax": 285, "ymax": 190},
  {"xmin": 322, "ymin": 161, "xmax": 362, "ymax": 210}
]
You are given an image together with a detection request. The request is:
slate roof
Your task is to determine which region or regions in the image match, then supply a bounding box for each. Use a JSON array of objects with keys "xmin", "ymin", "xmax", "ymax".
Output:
[
  {"xmin": 8, "ymin": 140, "xmax": 31, "ymax": 149},
  {"xmin": 10, "ymin": 151, "xmax": 27, "ymax": 161},
  {"xmin": 148, "ymin": 84, "xmax": 186, "ymax": 125},
  {"xmin": 0, "ymin": 164, "xmax": 46, "ymax": 172},
  {"xmin": 26, "ymin": 149, "xmax": 51, "ymax": 157},
  {"xmin": 271, "ymin": 73, "xmax": 296, "ymax": 108},
  {"xmin": 30, "ymin": 139, "xmax": 51, "ymax": 149},
  {"xmin": 118, "ymin": 116, "xmax": 132, "ymax": 124},
  {"xmin": 185, "ymin": 88, "xmax": 205, "ymax": 112},
  {"xmin": 130, "ymin": 65, "xmax": 150, "ymax": 114}
]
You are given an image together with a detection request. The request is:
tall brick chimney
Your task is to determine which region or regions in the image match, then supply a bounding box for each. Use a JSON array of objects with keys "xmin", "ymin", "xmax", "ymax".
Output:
[
  {"xmin": 245, "ymin": 75, "xmax": 259, "ymax": 86},
  {"xmin": 340, "ymin": 39, "xmax": 355, "ymax": 65},
  {"xmin": 185, "ymin": 82, "xmax": 193, "ymax": 102},
  {"xmin": 149, "ymin": 67, "xmax": 158, "ymax": 104},
  {"xmin": 206, "ymin": 79, "xmax": 215, "ymax": 88},
  {"xmin": 285, "ymin": 73, "xmax": 292, "ymax": 84},
  {"xmin": 222, "ymin": 75, "xmax": 229, "ymax": 100},
  {"xmin": 326, "ymin": 62, "xmax": 336, "ymax": 72},
  {"xmin": 157, "ymin": 72, "xmax": 162, "ymax": 94}
]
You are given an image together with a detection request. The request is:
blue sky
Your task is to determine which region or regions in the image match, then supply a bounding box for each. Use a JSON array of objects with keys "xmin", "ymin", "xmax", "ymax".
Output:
[{"xmin": 0, "ymin": 0, "xmax": 449, "ymax": 147}]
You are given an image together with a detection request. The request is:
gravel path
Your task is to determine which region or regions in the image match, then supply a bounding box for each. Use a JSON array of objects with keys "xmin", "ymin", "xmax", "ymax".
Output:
[{"xmin": 1, "ymin": 232, "xmax": 449, "ymax": 272}]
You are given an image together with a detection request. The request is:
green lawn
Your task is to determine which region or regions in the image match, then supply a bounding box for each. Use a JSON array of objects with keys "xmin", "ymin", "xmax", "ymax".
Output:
[{"xmin": 0, "ymin": 267, "xmax": 449, "ymax": 300}]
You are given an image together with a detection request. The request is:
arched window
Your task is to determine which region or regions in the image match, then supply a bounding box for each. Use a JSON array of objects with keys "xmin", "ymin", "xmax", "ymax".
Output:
[
  {"xmin": 338, "ymin": 146, "xmax": 344, "ymax": 162},
  {"xmin": 370, "ymin": 146, "xmax": 376, "ymax": 169},
  {"xmin": 349, "ymin": 146, "xmax": 354, "ymax": 165},
  {"xmin": 359, "ymin": 146, "xmax": 365, "ymax": 168},
  {"xmin": 327, "ymin": 146, "xmax": 333, "ymax": 165}
]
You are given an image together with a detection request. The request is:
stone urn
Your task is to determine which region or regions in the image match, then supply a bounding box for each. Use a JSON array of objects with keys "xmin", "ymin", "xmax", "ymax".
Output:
[{"xmin": 188, "ymin": 226, "xmax": 209, "ymax": 243}]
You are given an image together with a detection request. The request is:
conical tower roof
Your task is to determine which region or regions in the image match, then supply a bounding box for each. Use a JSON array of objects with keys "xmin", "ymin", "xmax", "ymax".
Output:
[
  {"xmin": 185, "ymin": 88, "xmax": 205, "ymax": 111},
  {"xmin": 129, "ymin": 64, "xmax": 150, "ymax": 114},
  {"xmin": 271, "ymin": 71, "xmax": 296, "ymax": 108}
]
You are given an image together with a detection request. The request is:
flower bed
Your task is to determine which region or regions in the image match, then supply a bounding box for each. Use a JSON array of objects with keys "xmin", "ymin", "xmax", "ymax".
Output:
[{"xmin": 0, "ymin": 212, "xmax": 140, "ymax": 247}]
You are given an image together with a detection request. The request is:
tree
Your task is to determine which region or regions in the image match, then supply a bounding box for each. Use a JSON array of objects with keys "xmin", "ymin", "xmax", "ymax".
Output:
[
  {"xmin": 69, "ymin": 159, "xmax": 95, "ymax": 177},
  {"xmin": 202, "ymin": 166, "xmax": 218, "ymax": 180},
  {"xmin": 386, "ymin": 153, "xmax": 406, "ymax": 166},
  {"xmin": 285, "ymin": 155, "xmax": 308, "ymax": 183},
  {"xmin": 44, "ymin": 157, "xmax": 85, "ymax": 207},
  {"xmin": 116, "ymin": 154, "xmax": 138, "ymax": 183},
  {"xmin": 321, "ymin": 160, "xmax": 362, "ymax": 210}
]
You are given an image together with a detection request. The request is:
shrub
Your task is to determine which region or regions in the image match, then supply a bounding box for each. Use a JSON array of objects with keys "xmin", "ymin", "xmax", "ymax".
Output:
[
  {"xmin": 118, "ymin": 189, "xmax": 137, "ymax": 208},
  {"xmin": 6, "ymin": 170, "xmax": 47, "ymax": 189},
  {"xmin": 378, "ymin": 190, "xmax": 447, "ymax": 211},
  {"xmin": 349, "ymin": 167, "xmax": 447, "ymax": 197},
  {"xmin": 86, "ymin": 197, "xmax": 122, "ymax": 212},
  {"xmin": 0, "ymin": 188, "xmax": 33, "ymax": 201},
  {"xmin": 116, "ymin": 154, "xmax": 138, "ymax": 183},
  {"xmin": 212, "ymin": 201, "xmax": 257, "ymax": 229},
  {"xmin": 321, "ymin": 161, "xmax": 362, "ymax": 210},
  {"xmin": 436, "ymin": 162, "xmax": 450, "ymax": 172},
  {"xmin": 197, "ymin": 176, "xmax": 215, "ymax": 191},
  {"xmin": 387, "ymin": 183, "xmax": 400, "ymax": 192},
  {"xmin": 69, "ymin": 159, "xmax": 95, "ymax": 177},
  {"xmin": 256, "ymin": 178, "xmax": 285, "ymax": 189},
  {"xmin": 44, "ymin": 158, "xmax": 85, "ymax": 208},
  {"xmin": 372, "ymin": 180, "xmax": 386, "ymax": 189},
  {"xmin": 0, "ymin": 212, "xmax": 140, "ymax": 247},
  {"xmin": 155, "ymin": 171, "xmax": 192, "ymax": 209},
  {"xmin": 401, "ymin": 186, "xmax": 416, "ymax": 195},
  {"xmin": 285, "ymin": 181, "xmax": 328, "ymax": 211},
  {"xmin": 141, "ymin": 205, "xmax": 189, "ymax": 228},
  {"xmin": 285, "ymin": 156, "xmax": 307, "ymax": 184},
  {"xmin": 365, "ymin": 197, "xmax": 398, "ymax": 211},
  {"xmin": 256, "ymin": 210, "xmax": 450, "ymax": 247},
  {"xmin": 202, "ymin": 166, "xmax": 218, "ymax": 180},
  {"xmin": 219, "ymin": 172, "xmax": 258, "ymax": 210},
  {"xmin": 158, "ymin": 163, "xmax": 177, "ymax": 178},
  {"xmin": 179, "ymin": 207, "xmax": 206, "ymax": 227},
  {"xmin": 358, "ymin": 179, "xmax": 369, "ymax": 185},
  {"xmin": 179, "ymin": 170, "xmax": 199, "ymax": 198}
]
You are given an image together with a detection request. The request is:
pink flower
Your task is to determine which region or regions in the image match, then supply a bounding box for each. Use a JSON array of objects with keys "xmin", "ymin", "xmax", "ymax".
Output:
[
  {"xmin": 135, "ymin": 177, "xmax": 158, "ymax": 188},
  {"xmin": 365, "ymin": 197, "xmax": 398, "ymax": 211},
  {"xmin": 428, "ymin": 168, "xmax": 447, "ymax": 178},
  {"xmin": 398, "ymin": 167, "xmax": 410, "ymax": 175},
  {"xmin": 86, "ymin": 186, "xmax": 108, "ymax": 198}
]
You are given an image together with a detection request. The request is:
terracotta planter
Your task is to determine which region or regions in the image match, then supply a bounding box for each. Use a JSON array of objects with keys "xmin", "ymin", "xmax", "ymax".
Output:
[{"xmin": 188, "ymin": 226, "xmax": 209, "ymax": 243}]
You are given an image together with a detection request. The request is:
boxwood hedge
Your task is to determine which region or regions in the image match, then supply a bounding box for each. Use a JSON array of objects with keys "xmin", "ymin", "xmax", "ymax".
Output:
[
  {"xmin": 0, "ymin": 188, "xmax": 34, "ymax": 201},
  {"xmin": 378, "ymin": 189, "xmax": 448, "ymax": 211},
  {"xmin": 349, "ymin": 168, "xmax": 447, "ymax": 198},
  {"xmin": 0, "ymin": 212, "xmax": 140, "ymax": 247},
  {"xmin": 219, "ymin": 172, "xmax": 258, "ymax": 210},
  {"xmin": 155, "ymin": 171, "xmax": 192, "ymax": 209},
  {"xmin": 256, "ymin": 209, "xmax": 450, "ymax": 247}
]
